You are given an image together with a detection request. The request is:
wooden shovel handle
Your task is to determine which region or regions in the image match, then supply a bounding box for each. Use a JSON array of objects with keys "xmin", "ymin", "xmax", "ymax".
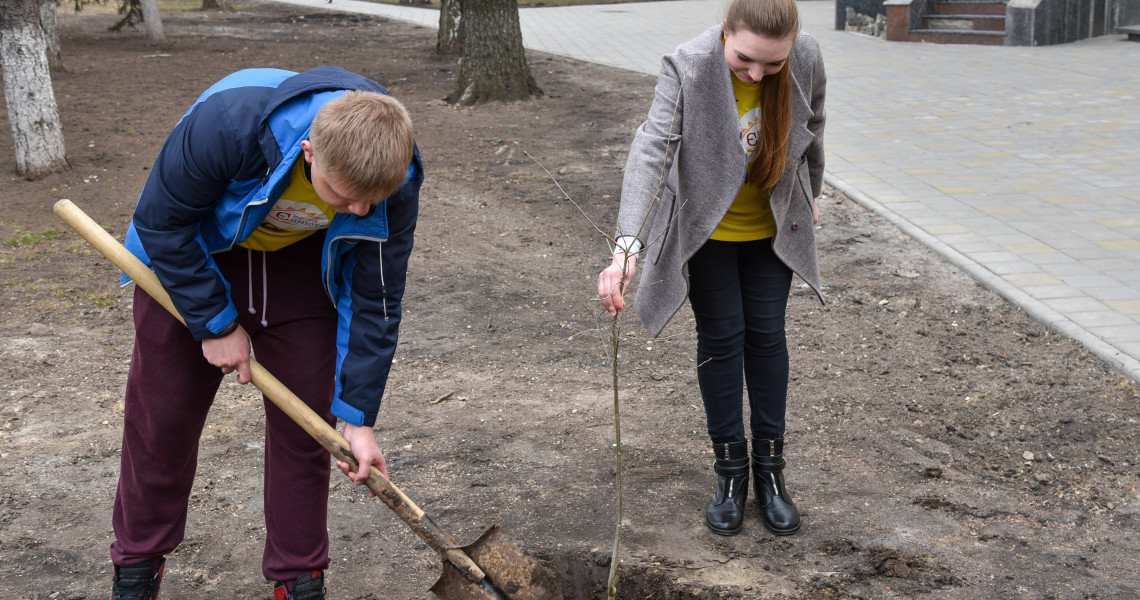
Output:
[{"xmin": 53, "ymin": 200, "xmax": 487, "ymax": 584}]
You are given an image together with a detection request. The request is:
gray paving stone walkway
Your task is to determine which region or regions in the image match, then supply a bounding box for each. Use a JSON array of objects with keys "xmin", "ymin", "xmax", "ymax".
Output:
[{"xmin": 274, "ymin": 0, "xmax": 1140, "ymax": 381}]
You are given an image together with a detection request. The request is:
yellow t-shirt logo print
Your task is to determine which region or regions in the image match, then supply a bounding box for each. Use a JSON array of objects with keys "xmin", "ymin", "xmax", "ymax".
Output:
[{"xmin": 240, "ymin": 157, "xmax": 337, "ymax": 252}]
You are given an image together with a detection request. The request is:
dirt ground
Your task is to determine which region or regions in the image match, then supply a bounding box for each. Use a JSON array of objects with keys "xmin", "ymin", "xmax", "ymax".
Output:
[{"xmin": 1, "ymin": 2, "xmax": 1138, "ymax": 599}]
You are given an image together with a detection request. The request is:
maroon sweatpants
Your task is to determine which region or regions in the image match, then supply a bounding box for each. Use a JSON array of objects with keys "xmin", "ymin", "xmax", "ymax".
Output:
[{"xmin": 110, "ymin": 233, "xmax": 338, "ymax": 583}]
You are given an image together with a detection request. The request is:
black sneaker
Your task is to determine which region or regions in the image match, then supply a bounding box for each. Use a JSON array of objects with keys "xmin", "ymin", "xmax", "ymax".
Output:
[
  {"xmin": 110, "ymin": 558, "xmax": 164, "ymax": 600},
  {"xmin": 273, "ymin": 571, "xmax": 325, "ymax": 600}
]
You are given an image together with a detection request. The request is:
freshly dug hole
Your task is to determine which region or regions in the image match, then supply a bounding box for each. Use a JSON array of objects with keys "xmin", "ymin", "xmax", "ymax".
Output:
[{"xmin": 543, "ymin": 550, "xmax": 750, "ymax": 600}]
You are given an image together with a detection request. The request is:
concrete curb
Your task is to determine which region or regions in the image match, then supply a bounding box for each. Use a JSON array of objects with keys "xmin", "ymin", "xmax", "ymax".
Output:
[{"xmin": 825, "ymin": 172, "xmax": 1140, "ymax": 384}]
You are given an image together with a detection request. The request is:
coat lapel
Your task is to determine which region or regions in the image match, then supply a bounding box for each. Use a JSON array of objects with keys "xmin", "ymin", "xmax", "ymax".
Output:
[
  {"xmin": 682, "ymin": 29, "xmax": 747, "ymax": 214},
  {"xmin": 785, "ymin": 40, "xmax": 815, "ymax": 168}
]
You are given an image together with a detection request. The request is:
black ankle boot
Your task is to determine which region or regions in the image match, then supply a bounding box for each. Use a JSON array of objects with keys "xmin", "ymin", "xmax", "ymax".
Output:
[
  {"xmin": 752, "ymin": 438, "xmax": 801, "ymax": 535},
  {"xmin": 706, "ymin": 441, "xmax": 749, "ymax": 536}
]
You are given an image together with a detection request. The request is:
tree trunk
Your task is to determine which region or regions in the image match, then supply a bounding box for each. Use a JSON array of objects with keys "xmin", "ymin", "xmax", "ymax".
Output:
[
  {"xmin": 39, "ymin": 0, "xmax": 61, "ymax": 70},
  {"xmin": 0, "ymin": 0, "xmax": 69, "ymax": 180},
  {"xmin": 139, "ymin": 0, "xmax": 164, "ymax": 40},
  {"xmin": 437, "ymin": 0, "xmax": 462, "ymax": 55},
  {"xmin": 451, "ymin": 0, "xmax": 540, "ymax": 105}
]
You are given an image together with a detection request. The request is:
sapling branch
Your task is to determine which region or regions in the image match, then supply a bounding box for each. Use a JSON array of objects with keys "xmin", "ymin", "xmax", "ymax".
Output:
[{"xmin": 523, "ymin": 149, "xmax": 611, "ymax": 243}]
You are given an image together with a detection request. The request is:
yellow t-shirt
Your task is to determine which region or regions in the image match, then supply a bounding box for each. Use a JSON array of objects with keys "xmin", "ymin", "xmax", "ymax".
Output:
[
  {"xmin": 238, "ymin": 158, "xmax": 337, "ymax": 252},
  {"xmin": 710, "ymin": 72, "xmax": 776, "ymax": 242}
]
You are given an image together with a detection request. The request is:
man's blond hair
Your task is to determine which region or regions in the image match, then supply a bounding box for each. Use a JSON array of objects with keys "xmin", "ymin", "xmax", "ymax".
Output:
[{"xmin": 309, "ymin": 91, "xmax": 414, "ymax": 201}]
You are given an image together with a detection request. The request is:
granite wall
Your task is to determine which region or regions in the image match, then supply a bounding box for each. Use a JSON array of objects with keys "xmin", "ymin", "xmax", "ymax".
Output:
[
  {"xmin": 835, "ymin": 0, "xmax": 889, "ymax": 29},
  {"xmin": 1008, "ymin": 0, "xmax": 1137, "ymax": 45}
]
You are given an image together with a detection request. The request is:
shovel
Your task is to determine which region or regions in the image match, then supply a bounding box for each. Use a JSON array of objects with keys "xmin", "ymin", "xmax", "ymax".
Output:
[{"xmin": 54, "ymin": 199, "xmax": 561, "ymax": 600}]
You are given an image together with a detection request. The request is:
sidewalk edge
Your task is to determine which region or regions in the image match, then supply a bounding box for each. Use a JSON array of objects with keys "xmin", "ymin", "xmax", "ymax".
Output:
[{"xmin": 824, "ymin": 172, "xmax": 1140, "ymax": 384}]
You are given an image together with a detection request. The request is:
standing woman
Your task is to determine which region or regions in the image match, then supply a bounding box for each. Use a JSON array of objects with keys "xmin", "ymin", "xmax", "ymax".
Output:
[{"xmin": 597, "ymin": 0, "xmax": 826, "ymax": 536}]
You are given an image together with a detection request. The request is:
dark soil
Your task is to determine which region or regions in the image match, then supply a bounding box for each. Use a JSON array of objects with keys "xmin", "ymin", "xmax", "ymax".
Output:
[{"xmin": 1, "ymin": 2, "xmax": 1137, "ymax": 599}]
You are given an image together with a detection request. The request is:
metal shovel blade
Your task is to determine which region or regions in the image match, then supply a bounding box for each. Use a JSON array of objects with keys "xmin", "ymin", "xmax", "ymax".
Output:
[{"xmin": 430, "ymin": 525, "xmax": 561, "ymax": 600}]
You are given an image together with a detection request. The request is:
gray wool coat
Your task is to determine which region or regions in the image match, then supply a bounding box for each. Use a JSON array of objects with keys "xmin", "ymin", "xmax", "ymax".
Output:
[{"xmin": 616, "ymin": 25, "xmax": 827, "ymax": 338}]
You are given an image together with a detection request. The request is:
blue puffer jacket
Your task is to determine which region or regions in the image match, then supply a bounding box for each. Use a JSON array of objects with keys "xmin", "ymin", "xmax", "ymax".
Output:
[{"xmin": 123, "ymin": 66, "xmax": 423, "ymax": 427}]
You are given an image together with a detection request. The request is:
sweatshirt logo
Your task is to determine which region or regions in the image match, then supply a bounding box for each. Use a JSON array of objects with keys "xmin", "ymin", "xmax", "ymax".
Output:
[
  {"xmin": 739, "ymin": 107, "xmax": 762, "ymax": 161},
  {"xmin": 265, "ymin": 199, "xmax": 330, "ymax": 231}
]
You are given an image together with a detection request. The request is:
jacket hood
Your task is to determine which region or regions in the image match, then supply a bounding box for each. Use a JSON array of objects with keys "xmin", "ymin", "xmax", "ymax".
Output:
[{"xmin": 257, "ymin": 66, "xmax": 392, "ymax": 168}]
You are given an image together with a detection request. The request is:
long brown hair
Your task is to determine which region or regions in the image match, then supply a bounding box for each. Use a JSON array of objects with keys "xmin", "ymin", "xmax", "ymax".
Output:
[{"xmin": 724, "ymin": 0, "xmax": 799, "ymax": 191}]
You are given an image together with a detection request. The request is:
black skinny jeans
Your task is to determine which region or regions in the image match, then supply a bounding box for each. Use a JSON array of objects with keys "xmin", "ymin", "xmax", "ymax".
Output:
[{"xmin": 687, "ymin": 238, "xmax": 793, "ymax": 444}]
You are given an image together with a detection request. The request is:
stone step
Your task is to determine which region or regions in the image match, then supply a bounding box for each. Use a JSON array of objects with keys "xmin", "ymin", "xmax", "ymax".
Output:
[
  {"xmin": 923, "ymin": 13, "xmax": 1006, "ymax": 31},
  {"xmin": 932, "ymin": 0, "xmax": 1009, "ymax": 16},
  {"xmin": 908, "ymin": 28, "xmax": 1007, "ymax": 44}
]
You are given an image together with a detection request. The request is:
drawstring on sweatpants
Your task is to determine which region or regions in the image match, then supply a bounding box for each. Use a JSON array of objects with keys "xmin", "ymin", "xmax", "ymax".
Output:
[{"xmin": 246, "ymin": 248, "xmax": 268, "ymax": 327}]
